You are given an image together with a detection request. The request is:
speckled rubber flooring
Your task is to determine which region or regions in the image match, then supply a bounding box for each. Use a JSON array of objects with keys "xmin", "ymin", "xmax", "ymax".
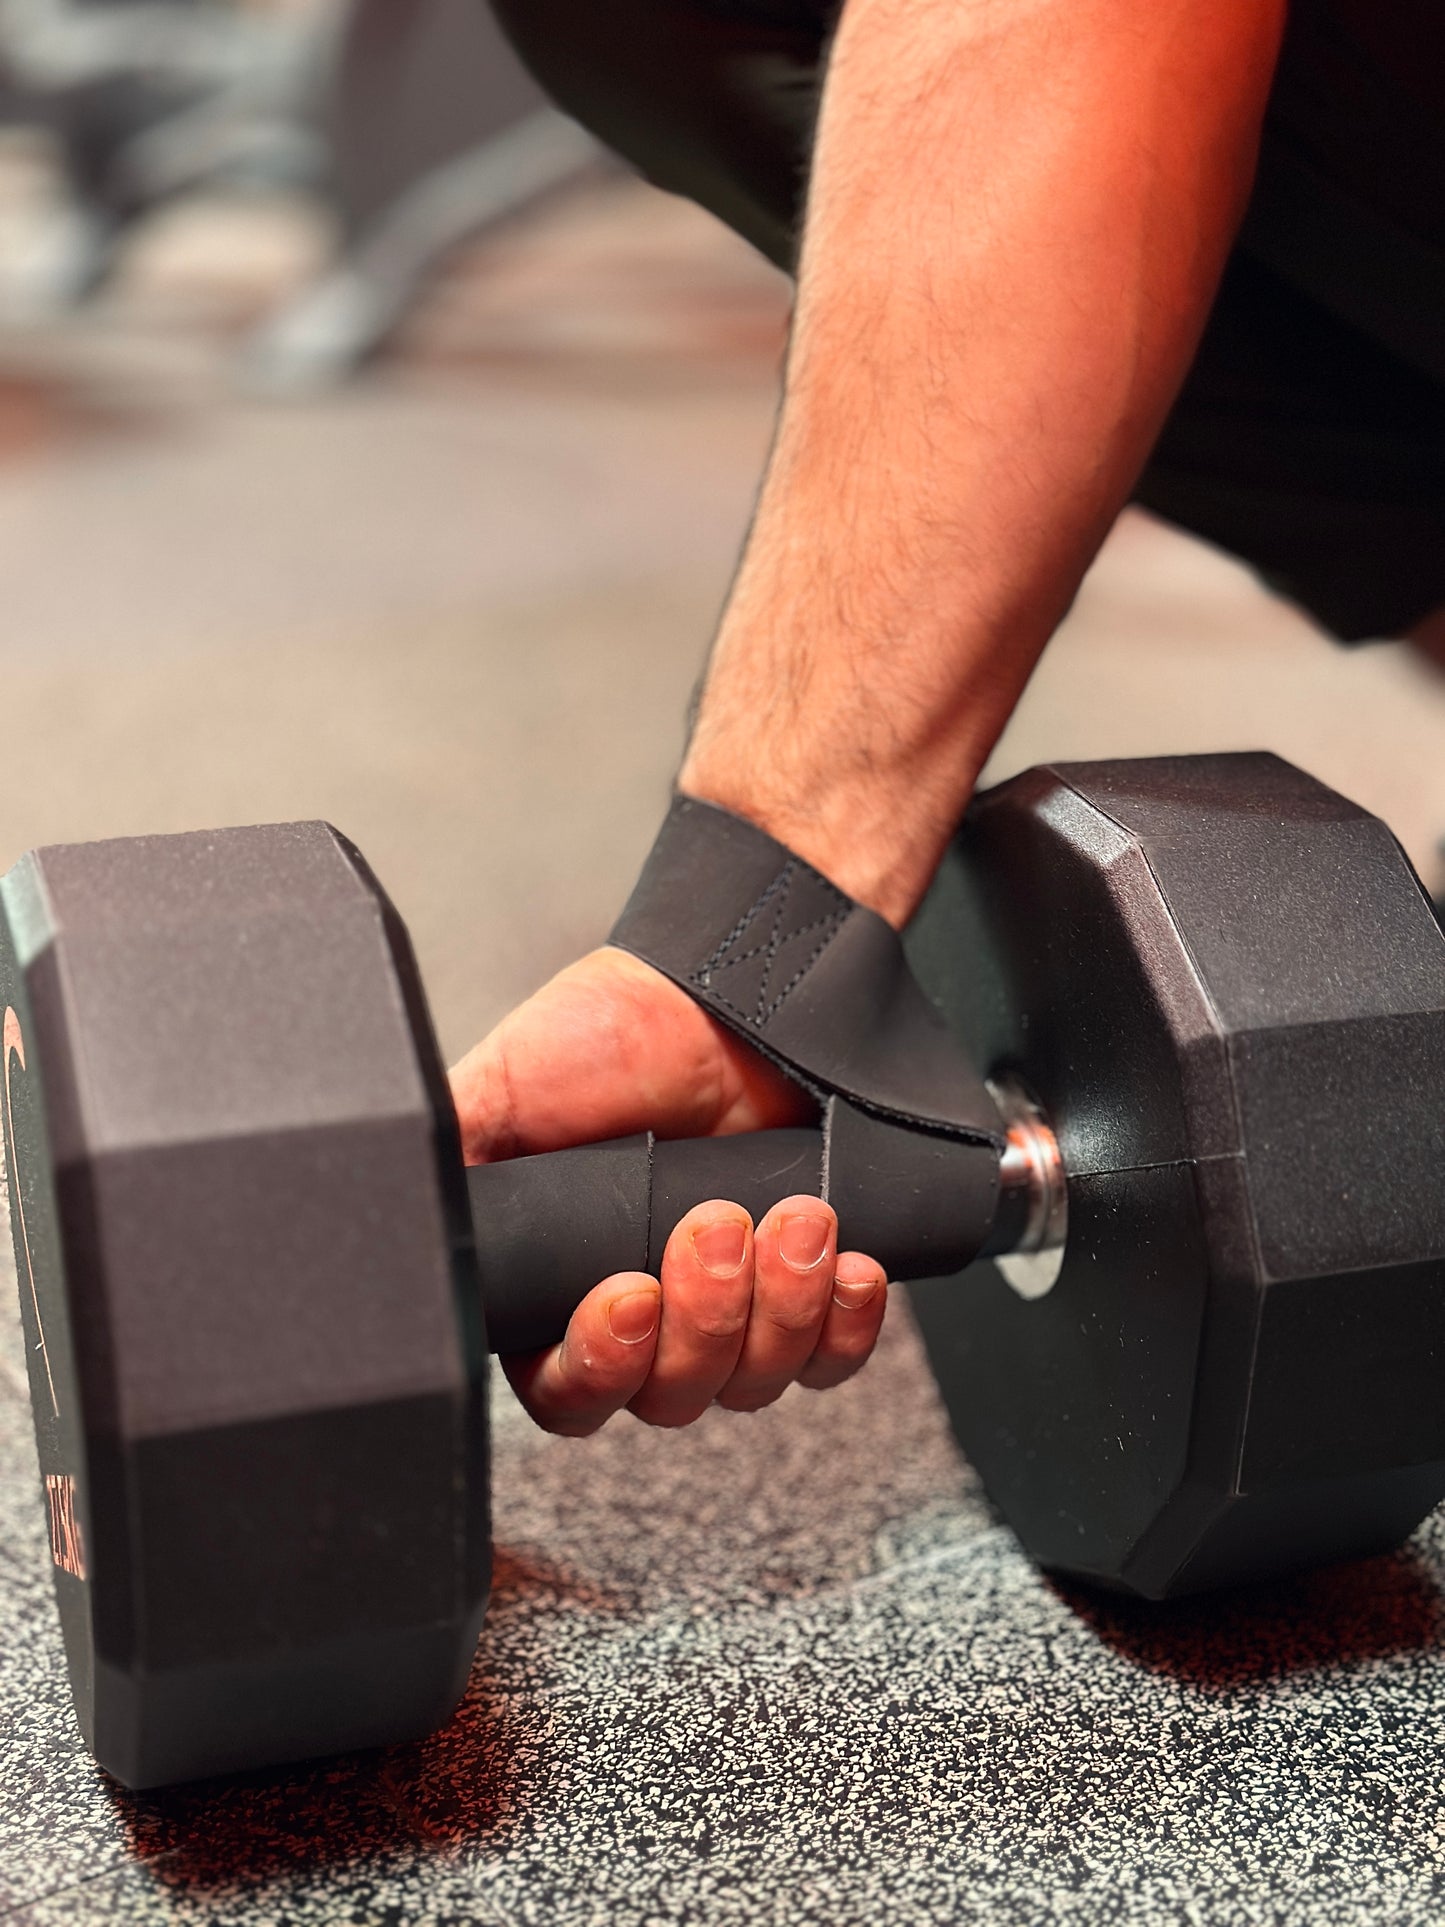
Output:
[{"xmin": 2, "ymin": 1255, "xmax": 1445, "ymax": 1926}]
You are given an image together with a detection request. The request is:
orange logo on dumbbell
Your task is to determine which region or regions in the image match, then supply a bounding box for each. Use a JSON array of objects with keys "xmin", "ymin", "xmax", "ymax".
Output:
[
  {"xmin": 2, "ymin": 1006, "xmax": 57, "ymax": 1419},
  {"xmin": 45, "ymin": 1473, "xmax": 85, "ymax": 1580}
]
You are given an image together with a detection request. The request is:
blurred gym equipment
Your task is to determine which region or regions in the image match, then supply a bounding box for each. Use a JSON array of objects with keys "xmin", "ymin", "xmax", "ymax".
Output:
[{"xmin": 0, "ymin": 0, "xmax": 607, "ymax": 385}]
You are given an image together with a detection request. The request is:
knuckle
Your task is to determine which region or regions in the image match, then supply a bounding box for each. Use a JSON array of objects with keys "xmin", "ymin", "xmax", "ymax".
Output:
[
  {"xmin": 824, "ymin": 1307, "xmax": 883, "ymax": 1354},
  {"xmin": 824, "ymin": 1333, "xmax": 877, "ymax": 1375},
  {"xmin": 689, "ymin": 1305, "xmax": 751, "ymax": 1342},
  {"xmin": 835, "ymin": 1312, "xmax": 878, "ymax": 1346},
  {"xmin": 761, "ymin": 1298, "xmax": 829, "ymax": 1337},
  {"xmin": 823, "ymin": 1329, "xmax": 877, "ymax": 1368}
]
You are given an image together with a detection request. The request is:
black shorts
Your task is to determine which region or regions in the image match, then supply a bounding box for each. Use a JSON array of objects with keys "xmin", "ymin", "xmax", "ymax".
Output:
[{"xmin": 491, "ymin": 0, "xmax": 1445, "ymax": 642}]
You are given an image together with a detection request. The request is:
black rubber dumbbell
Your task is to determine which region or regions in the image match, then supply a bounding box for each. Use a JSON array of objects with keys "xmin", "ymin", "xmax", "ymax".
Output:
[
  {"xmin": 908, "ymin": 753, "xmax": 1445, "ymax": 1601},
  {"xmin": 3, "ymin": 752, "xmax": 1444, "ymax": 1790},
  {"xmin": 0, "ymin": 807, "xmax": 1016, "ymax": 1790}
]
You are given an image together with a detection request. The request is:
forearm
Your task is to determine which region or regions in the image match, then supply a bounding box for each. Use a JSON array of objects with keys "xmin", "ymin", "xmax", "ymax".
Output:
[{"xmin": 679, "ymin": 0, "xmax": 1285, "ymax": 926}]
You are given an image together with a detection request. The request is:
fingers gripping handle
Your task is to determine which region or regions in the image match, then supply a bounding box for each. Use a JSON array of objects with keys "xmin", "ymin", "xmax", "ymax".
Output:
[
  {"xmin": 465, "ymin": 1113, "xmax": 1001, "ymax": 1355},
  {"xmin": 458, "ymin": 796, "xmax": 1005, "ymax": 1356},
  {"xmin": 467, "ymin": 1130, "xmax": 815, "ymax": 1355}
]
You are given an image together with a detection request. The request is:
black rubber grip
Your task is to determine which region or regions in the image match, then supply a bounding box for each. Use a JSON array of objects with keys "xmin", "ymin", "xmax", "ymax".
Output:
[{"xmin": 466, "ymin": 1120, "xmax": 999, "ymax": 1354}]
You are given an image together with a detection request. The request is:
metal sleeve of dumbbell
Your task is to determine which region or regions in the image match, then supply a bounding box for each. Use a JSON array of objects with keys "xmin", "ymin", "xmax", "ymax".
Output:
[{"xmin": 472, "ymin": 794, "xmax": 1065, "ymax": 1354}]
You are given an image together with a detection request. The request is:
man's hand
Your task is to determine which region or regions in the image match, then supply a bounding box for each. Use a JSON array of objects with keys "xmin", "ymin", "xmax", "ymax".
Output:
[
  {"xmin": 450, "ymin": 946, "xmax": 888, "ymax": 1435},
  {"xmin": 452, "ymin": 0, "xmax": 1287, "ymax": 1436}
]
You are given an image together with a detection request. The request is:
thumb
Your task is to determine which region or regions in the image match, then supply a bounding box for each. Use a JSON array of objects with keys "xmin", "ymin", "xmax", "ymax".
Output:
[{"xmin": 449, "ymin": 946, "xmax": 806, "ymax": 1163}]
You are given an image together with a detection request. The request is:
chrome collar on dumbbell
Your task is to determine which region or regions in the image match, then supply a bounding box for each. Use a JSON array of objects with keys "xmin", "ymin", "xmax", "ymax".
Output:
[{"xmin": 980, "ymin": 1074, "xmax": 1068, "ymax": 1302}]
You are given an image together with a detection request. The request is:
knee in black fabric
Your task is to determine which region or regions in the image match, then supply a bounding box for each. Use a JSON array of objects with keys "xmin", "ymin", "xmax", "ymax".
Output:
[
  {"xmin": 486, "ymin": 0, "xmax": 829, "ymax": 268},
  {"xmin": 1138, "ymin": 253, "xmax": 1445, "ymax": 642}
]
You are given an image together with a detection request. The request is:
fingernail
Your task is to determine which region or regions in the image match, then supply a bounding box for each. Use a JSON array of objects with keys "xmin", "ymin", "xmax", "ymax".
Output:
[
  {"xmin": 833, "ymin": 1276, "xmax": 881, "ymax": 1310},
  {"xmin": 607, "ymin": 1286, "xmax": 660, "ymax": 1344},
  {"xmin": 780, "ymin": 1213, "xmax": 831, "ymax": 1270},
  {"xmin": 692, "ymin": 1220, "xmax": 747, "ymax": 1276}
]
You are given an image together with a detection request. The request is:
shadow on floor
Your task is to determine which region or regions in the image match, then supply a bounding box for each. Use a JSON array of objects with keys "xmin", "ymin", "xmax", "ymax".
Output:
[
  {"xmin": 102, "ymin": 1548, "xmax": 612, "ymax": 1898},
  {"xmin": 111, "ymin": 1674, "xmax": 542, "ymax": 1899},
  {"xmin": 1059, "ymin": 1544, "xmax": 1445, "ymax": 1692}
]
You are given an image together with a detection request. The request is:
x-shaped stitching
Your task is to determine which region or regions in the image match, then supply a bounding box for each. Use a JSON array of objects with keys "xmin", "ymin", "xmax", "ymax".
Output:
[{"xmin": 692, "ymin": 861, "xmax": 849, "ymax": 1028}]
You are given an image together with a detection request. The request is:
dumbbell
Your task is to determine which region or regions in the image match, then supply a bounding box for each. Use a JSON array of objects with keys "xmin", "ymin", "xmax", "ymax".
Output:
[
  {"xmin": 3, "ymin": 753, "xmax": 1443, "ymax": 1790},
  {"xmin": 0, "ymin": 796, "xmax": 1011, "ymax": 1792}
]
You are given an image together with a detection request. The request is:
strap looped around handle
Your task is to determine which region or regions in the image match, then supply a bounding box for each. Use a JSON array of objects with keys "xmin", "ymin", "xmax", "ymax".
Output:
[{"xmin": 609, "ymin": 795, "xmax": 1004, "ymax": 1150}]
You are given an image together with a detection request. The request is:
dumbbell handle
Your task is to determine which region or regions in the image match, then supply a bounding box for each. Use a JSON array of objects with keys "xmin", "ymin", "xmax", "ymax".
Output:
[{"xmin": 467, "ymin": 1081, "xmax": 1064, "ymax": 1354}]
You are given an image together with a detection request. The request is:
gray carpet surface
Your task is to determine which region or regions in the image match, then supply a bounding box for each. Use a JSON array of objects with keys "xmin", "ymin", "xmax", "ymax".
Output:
[{"xmin": 1, "ymin": 1262, "xmax": 1442, "ymax": 1926}]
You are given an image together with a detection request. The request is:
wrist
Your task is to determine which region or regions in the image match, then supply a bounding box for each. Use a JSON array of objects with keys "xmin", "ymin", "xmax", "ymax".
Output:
[
  {"xmin": 675, "ymin": 742, "xmax": 978, "ymax": 929},
  {"xmin": 677, "ymin": 565, "xmax": 1036, "ymax": 928}
]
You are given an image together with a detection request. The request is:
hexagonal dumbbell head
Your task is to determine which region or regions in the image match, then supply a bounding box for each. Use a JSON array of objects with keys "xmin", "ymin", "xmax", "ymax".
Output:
[
  {"xmin": 0, "ymin": 824, "xmax": 488, "ymax": 1787},
  {"xmin": 907, "ymin": 753, "xmax": 1445, "ymax": 1598}
]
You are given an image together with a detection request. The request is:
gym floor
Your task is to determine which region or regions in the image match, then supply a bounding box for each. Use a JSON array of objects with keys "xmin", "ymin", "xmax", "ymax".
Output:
[{"xmin": 1, "ymin": 145, "xmax": 1445, "ymax": 1924}]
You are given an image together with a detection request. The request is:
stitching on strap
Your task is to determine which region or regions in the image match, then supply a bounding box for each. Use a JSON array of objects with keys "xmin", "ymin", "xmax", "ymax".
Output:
[
  {"xmin": 702, "ymin": 915, "xmax": 844, "ymax": 980},
  {"xmin": 756, "ymin": 920, "xmax": 846, "ymax": 1023},
  {"xmin": 694, "ymin": 862, "xmax": 795, "ymax": 982},
  {"xmin": 690, "ymin": 857, "xmax": 850, "ymax": 1028}
]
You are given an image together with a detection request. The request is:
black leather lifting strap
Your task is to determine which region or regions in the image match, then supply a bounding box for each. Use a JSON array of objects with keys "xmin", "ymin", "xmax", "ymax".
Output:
[{"xmin": 609, "ymin": 796, "xmax": 1005, "ymax": 1271}]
